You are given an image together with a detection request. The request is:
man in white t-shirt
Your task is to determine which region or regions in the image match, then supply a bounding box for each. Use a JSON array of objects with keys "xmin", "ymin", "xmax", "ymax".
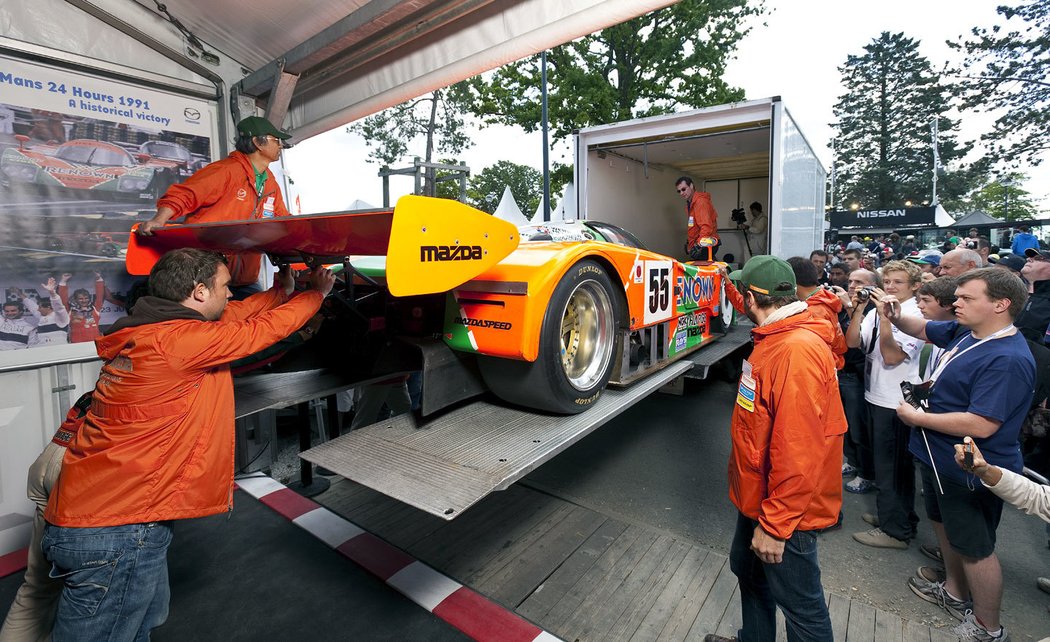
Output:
[{"xmin": 845, "ymin": 260, "xmax": 925, "ymax": 549}]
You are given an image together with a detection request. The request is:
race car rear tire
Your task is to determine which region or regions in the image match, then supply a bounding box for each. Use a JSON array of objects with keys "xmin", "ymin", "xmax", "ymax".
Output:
[{"xmin": 478, "ymin": 259, "xmax": 619, "ymax": 414}]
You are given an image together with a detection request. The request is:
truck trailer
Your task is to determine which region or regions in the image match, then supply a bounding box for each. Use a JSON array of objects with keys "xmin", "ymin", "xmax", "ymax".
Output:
[{"xmin": 573, "ymin": 97, "xmax": 827, "ymax": 264}]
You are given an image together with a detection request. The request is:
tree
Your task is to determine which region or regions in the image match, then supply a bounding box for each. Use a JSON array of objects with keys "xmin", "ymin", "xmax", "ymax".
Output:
[
  {"xmin": 465, "ymin": 161, "xmax": 543, "ymax": 214},
  {"xmin": 950, "ymin": 1, "xmax": 1050, "ymax": 167},
  {"xmin": 348, "ymin": 88, "xmax": 472, "ymax": 195},
  {"xmin": 458, "ymin": 0, "xmax": 765, "ymax": 141},
  {"xmin": 967, "ymin": 173, "xmax": 1037, "ymax": 221},
  {"xmin": 831, "ymin": 32, "xmax": 980, "ymax": 211}
]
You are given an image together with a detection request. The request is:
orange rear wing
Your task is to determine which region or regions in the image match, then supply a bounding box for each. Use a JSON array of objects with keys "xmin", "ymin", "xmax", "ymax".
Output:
[{"xmin": 125, "ymin": 196, "xmax": 519, "ymax": 297}]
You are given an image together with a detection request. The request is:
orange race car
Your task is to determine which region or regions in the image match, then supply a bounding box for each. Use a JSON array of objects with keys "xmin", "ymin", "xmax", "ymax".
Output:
[{"xmin": 126, "ymin": 196, "xmax": 734, "ymax": 415}]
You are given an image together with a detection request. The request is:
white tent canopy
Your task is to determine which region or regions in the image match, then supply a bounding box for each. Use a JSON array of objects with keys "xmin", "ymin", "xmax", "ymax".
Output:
[{"xmin": 493, "ymin": 186, "xmax": 528, "ymax": 226}]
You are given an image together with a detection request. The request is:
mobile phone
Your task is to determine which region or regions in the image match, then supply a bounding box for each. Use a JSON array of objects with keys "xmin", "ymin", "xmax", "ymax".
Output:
[{"xmin": 964, "ymin": 439, "xmax": 975, "ymax": 470}]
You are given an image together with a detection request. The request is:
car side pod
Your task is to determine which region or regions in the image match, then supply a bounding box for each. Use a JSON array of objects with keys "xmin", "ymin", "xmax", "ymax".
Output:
[{"xmin": 385, "ymin": 195, "xmax": 520, "ymax": 297}]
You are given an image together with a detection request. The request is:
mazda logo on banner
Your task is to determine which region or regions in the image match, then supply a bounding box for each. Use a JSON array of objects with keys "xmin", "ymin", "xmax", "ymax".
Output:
[{"xmin": 184, "ymin": 108, "xmax": 201, "ymax": 121}]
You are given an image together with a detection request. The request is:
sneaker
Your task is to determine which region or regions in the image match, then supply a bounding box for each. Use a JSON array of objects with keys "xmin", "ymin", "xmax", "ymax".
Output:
[
  {"xmin": 1038, "ymin": 577, "xmax": 1050, "ymax": 595},
  {"xmin": 703, "ymin": 636, "xmax": 737, "ymax": 642},
  {"xmin": 951, "ymin": 612, "xmax": 1009, "ymax": 641},
  {"xmin": 861, "ymin": 512, "xmax": 879, "ymax": 527},
  {"xmin": 845, "ymin": 477, "xmax": 877, "ymax": 494},
  {"xmin": 842, "ymin": 462, "xmax": 857, "ymax": 477},
  {"xmin": 908, "ymin": 576, "xmax": 971, "ymax": 621},
  {"xmin": 917, "ymin": 565, "xmax": 946, "ymax": 584},
  {"xmin": 852, "ymin": 527, "xmax": 908, "ymax": 550},
  {"xmin": 919, "ymin": 542, "xmax": 943, "ymax": 563}
]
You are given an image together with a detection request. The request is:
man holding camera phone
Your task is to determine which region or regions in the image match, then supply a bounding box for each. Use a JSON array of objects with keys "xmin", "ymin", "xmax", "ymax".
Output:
[
  {"xmin": 883, "ymin": 268, "xmax": 1034, "ymax": 642},
  {"xmin": 845, "ymin": 261, "xmax": 925, "ymax": 550}
]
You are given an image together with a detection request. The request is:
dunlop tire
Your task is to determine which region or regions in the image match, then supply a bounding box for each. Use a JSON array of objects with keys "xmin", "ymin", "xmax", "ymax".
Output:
[{"xmin": 478, "ymin": 259, "xmax": 618, "ymax": 414}]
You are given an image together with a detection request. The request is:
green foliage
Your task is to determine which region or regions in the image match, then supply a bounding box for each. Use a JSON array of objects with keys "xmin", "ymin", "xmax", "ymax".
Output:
[
  {"xmin": 434, "ymin": 158, "xmax": 468, "ymax": 201},
  {"xmin": 458, "ymin": 0, "xmax": 765, "ymax": 140},
  {"xmin": 967, "ymin": 172, "xmax": 1037, "ymax": 220},
  {"xmin": 467, "ymin": 161, "xmax": 543, "ymax": 214},
  {"xmin": 950, "ymin": 1, "xmax": 1050, "ymax": 167},
  {"xmin": 831, "ymin": 32, "xmax": 981, "ymax": 211},
  {"xmin": 347, "ymin": 88, "xmax": 473, "ymax": 195}
]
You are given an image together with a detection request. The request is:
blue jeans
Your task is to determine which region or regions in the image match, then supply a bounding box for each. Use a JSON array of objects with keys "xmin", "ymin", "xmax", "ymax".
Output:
[
  {"xmin": 42, "ymin": 521, "xmax": 174, "ymax": 642},
  {"xmin": 729, "ymin": 512, "xmax": 833, "ymax": 642}
]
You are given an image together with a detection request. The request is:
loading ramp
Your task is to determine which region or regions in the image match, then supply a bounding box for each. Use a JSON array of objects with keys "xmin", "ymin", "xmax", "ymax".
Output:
[{"xmin": 301, "ymin": 360, "xmax": 694, "ymax": 520}]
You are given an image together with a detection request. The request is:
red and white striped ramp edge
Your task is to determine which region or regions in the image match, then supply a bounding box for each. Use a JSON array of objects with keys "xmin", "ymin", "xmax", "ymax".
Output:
[{"xmin": 235, "ymin": 474, "xmax": 561, "ymax": 642}]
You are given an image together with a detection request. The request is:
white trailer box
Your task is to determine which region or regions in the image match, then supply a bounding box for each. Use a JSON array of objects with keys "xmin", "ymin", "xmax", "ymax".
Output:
[{"xmin": 573, "ymin": 98, "xmax": 826, "ymax": 265}]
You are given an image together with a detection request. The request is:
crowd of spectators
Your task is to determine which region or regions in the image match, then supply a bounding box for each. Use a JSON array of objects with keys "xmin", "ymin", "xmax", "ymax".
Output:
[{"xmin": 767, "ymin": 237, "xmax": 1050, "ymax": 642}]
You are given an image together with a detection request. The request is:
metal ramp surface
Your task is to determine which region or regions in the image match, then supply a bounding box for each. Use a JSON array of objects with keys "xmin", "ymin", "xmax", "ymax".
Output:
[{"xmin": 301, "ymin": 360, "xmax": 693, "ymax": 520}]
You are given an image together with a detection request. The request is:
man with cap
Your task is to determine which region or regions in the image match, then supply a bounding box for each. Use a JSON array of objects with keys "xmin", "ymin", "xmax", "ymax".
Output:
[
  {"xmin": 705, "ymin": 256, "xmax": 846, "ymax": 642},
  {"xmin": 989, "ymin": 254, "xmax": 1026, "ymax": 277},
  {"xmin": 901, "ymin": 235, "xmax": 919, "ymax": 257},
  {"xmin": 137, "ymin": 116, "xmax": 294, "ymax": 294},
  {"xmin": 908, "ymin": 253, "xmax": 941, "ymax": 278},
  {"xmin": 1017, "ymin": 248, "xmax": 1050, "ymax": 344}
]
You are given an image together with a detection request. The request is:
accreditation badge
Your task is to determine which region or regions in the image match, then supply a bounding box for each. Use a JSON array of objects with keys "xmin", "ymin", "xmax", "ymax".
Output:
[
  {"xmin": 736, "ymin": 362, "xmax": 756, "ymax": 412},
  {"xmin": 262, "ymin": 196, "xmax": 276, "ymax": 218}
]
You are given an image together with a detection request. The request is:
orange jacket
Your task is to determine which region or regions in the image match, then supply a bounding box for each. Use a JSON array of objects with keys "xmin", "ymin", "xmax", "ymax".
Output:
[
  {"xmin": 686, "ymin": 191, "xmax": 719, "ymax": 251},
  {"xmin": 45, "ymin": 287, "xmax": 323, "ymax": 527},
  {"xmin": 156, "ymin": 151, "xmax": 291, "ymax": 286},
  {"xmin": 803, "ymin": 287, "xmax": 848, "ymax": 370},
  {"xmin": 727, "ymin": 309, "xmax": 847, "ymax": 539}
]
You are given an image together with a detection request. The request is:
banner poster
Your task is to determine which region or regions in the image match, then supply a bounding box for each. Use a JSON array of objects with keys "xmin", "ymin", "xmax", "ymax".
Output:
[{"xmin": 0, "ymin": 54, "xmax": 216, "ymax": 354}]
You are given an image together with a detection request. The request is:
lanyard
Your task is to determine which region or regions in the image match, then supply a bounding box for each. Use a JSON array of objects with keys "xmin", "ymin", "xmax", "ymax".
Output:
[{"xmin": 928, "ymin": 324, "xmax": 1015, "ymax": 384}]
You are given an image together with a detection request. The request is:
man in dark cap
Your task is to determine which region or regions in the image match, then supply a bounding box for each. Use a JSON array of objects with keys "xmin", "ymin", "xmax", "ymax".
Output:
[
  {"xmin": 137, "ymin": 116, "xmax": 294, "ymax": 294},
  {"xmin": 706, "ymin": 255, "xmax": 846, "ymax": 642}
]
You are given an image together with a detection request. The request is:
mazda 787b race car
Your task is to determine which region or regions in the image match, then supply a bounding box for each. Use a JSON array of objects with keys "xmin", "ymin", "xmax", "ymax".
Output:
[{"xmin": 127, "ymin": 196, "xmax": 734, "ymax": 415}]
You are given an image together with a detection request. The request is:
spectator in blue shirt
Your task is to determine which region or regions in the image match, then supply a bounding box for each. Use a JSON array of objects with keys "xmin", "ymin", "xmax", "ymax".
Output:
[
  {"xmin": 1012, "ymin": 226, "xmax": 1041, "ymax": 256},
  {"xmin": 884, "ymin": 268, "xmax": 1034, "ymax": 642}
]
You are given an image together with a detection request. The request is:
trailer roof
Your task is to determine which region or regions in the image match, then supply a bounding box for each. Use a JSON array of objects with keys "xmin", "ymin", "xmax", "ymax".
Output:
[{"xmin": 141, "ymin": 0, "xmax": 677, "ymax": 140}]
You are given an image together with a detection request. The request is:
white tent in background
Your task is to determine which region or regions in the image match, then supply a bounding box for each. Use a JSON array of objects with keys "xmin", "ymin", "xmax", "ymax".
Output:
[
  {"xmin": 552, "ymin": 183, "xmax": 577, "ymax": 221},
  {"xmin": 493, "ymin": 186, "xmax": 528, "ymax": 226},
  {"xmin": 530, "ymin": 197, "xmax": 546, "ymax": 223},
  {"xmin": 347, "ymin": 199, "xmax": 376, "ymax": 211}
]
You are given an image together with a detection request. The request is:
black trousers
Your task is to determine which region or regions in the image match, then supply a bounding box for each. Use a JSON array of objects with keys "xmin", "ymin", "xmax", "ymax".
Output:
[{"xmin": 867, "ymin": 404, "xmax": 918, "ymax": 541}]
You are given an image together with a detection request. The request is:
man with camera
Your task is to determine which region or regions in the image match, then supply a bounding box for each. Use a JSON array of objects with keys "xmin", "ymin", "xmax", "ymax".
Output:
[
  {"xmin": 675, "ymin": 177, "xmax": 720, "ymax": 260},
  {"xmin": 735, "ymin": 201, "xmax": 767, "ymax": 257},
  {"xmin": 884, "ymin": 268, "xmax": 1033, "ymax": 642},
  {"xmin": 845, "ymin": 260, "xmax": 925, "ymax": 550}
]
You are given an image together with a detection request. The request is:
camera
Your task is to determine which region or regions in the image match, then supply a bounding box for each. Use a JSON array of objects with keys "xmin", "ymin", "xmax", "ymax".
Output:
[
  {"xmin": 856, "ymin": 285, "xmax": 875, "ymax": 302},
  {"xmin": 731, "ymin": 207, "xmax": 747, "ymax": 225},
  {"xmin": 900, "ymin": 381, "xmax": 932, "ymax": 411}
]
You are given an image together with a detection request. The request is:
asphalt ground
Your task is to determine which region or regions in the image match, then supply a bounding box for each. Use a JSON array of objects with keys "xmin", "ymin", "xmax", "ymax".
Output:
[
  {"xmin": 521, "ymin": 376, "xmax": 1050, "ymax": 641},
  {"xmin": 0, "ymin": 488, "xmax": 470, "ymax": 641}
]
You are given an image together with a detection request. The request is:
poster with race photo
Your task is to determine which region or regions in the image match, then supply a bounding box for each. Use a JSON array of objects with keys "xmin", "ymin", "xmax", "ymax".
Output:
[{"xmin": 0, "ymin": 54, "xmax": 216, "ymax": 352}]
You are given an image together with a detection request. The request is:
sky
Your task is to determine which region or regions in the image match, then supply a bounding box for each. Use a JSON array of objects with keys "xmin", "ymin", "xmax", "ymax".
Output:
[{"xmin": 283, "ymin": 0, "xmax": 1045, "ymax": 216}]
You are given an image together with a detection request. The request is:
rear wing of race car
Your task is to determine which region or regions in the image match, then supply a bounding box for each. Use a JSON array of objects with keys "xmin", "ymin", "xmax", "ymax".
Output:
[{"xmin": 126, "ymin": 195, "xmax": 520, "ymax": 297}]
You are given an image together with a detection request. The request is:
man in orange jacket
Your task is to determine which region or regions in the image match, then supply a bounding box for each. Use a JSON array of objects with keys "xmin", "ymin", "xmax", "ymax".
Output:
[
  {"xmin": 675, "ymin": 176, "xmax": 720, "ymax": 260},
  {"xmin": 137, "ymin": 116, "xmax": 294, "ymax": 295},
  {"xmin": 705, "ymin": 256, "xmax": 846, "ymax": 642},
  {"xmin": 41, "ymin": 249, "xmax": 334, "ymax": 641}
]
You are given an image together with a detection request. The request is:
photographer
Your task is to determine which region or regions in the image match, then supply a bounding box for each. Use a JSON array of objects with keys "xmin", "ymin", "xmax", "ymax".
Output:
[
  {"xmin": 844, "ymin": 260, "xmax": 924, "ymax": 550},
  {"xmin": 736, "ymin": 201, "xmax": 767, "ymax": 257},
  {"xmin": 885, "ymin": 268, "xmax": 1034, "ymax": 641}
]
